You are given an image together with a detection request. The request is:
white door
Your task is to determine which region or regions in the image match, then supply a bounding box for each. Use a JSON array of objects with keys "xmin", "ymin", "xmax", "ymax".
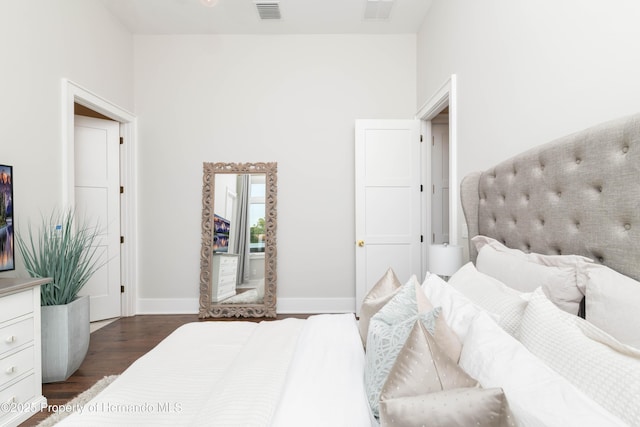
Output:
[
  {"xmin": 431, "ymin": 123, "xmax": 450, "ymax": 244},
  {"xmin": 355, "ymin": 120, "xmax": 421, "ymax": 314},
  {"xmin": 74, "ymin": 115, "xmax": 121, "ymax": 321}
]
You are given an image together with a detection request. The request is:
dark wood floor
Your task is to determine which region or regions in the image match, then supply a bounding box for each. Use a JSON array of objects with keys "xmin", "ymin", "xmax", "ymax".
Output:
[{"xmin": 20, "ymin": 314, "xmax": 308, "ymax": 426}]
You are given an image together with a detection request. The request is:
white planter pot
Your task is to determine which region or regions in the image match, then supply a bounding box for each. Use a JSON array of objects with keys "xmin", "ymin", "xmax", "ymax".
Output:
[{"xmin": 41, "ymin": 295, "xmax": 90, "ymax": 383}]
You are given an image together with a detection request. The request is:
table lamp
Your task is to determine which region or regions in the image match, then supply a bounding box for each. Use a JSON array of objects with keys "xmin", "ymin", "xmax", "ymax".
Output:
[{"xmin": 428, "ymin": 243, "xmax": 463, "ymax": 280}]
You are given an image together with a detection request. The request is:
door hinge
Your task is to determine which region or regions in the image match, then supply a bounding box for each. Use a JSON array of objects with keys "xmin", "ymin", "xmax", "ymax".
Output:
[
  {"xmin": 120, "ymin": 236, "xmax": 125, "ymax": 244},
  {"xmin": 120, "ymin": 186, "xmax": 124, "ymax": 194},
  {"xmin": 120, "ymin": 285, "xmax": 125, "ymax": 293},
  {"xmin": 119, "ymin": 136, "xmax": 124, "ymax": 145},
  {"xmin": 420, "ymin": 184, "xmax": 423, "ymax": 192},
  {"xmin": 420, "ymin": 134, "xmax": 423, "ymax": 142},
  {"xmin": 420, "ymin": 235, "xmax": 424, "ymax": 243},
  {"xmin": 432, "ymin": 184, "xmax": 435, "ymax": 194},
  {"xmin": 432, "ymin": 233, "xmax": 435, "ymax": 243},
  {"xmin": 432, "ymin": 136, "xmax": 435, "ymax": 146}
]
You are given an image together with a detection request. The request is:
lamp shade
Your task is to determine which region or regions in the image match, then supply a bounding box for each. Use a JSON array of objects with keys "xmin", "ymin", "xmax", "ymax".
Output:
[{"xmin": 428, "ymin": 244, "xmax": 463, "ymax": 277}]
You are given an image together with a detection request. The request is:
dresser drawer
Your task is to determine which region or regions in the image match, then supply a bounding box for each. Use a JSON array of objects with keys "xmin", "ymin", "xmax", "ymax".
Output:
[
  {"xmin": 218, "ymin": 280, "xmax": 236, "ymax": 294},
  {"xmin": 219, "ymin": 264, "xmax": 238, "ymax": 277},
  {"xmin": 0, "ymin": 318, "xmax": 34, "ymax": 357},
  {"xmin": 0, "ymin": 346, "xmax": 35, "ymax": 389},
  {"xmin": 0, "ymin": 290, "xmax": 33, "ymax": 324},
  {"xmin": 218, "ymin": 255, "xmax": 237, "ymax": 267},
  {"xmin": 0, "ymin": 373, "xmax": 37, "ymax": 421}
]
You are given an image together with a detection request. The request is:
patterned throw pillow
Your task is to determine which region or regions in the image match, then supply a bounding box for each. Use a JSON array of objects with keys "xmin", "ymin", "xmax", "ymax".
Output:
[
  {"xmin": 381, "ymin": 320, "xmax": 478, "ymax": 398},
  {"xmin": 364, "ymin": 279, "xmax": 439, "ymax": 418},
  {"xmin": 379, "ymin": 320, "xmax": 516, "ymax": 427}
]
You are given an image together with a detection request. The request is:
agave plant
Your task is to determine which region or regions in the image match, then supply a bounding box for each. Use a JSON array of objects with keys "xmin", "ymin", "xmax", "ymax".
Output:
[{"xmin": 17, "ymin": 210, "xmax": 104, "ymax": 306}]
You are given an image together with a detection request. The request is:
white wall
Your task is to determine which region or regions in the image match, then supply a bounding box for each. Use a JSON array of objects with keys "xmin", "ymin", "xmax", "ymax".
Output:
[
  {"xmin": 0, "ymin": 1, "xmax": 133, "ymax": 275},
  {"xmin": 417, "ymin": 0, "xmax": 640, "ymax": 243},
  {"xmin": 134, "ymin": 34, "xmax": 416, "ymax": 312}
]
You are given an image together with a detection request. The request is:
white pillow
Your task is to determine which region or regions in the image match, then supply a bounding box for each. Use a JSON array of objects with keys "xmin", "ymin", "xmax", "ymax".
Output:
[
  {"xmin": 364, "ymin": 278, "xmax": 439, "ymax": 418},
  {"xmin": 472, "ymin": 235, "xmax": 588, "ymax": 315},
  {"xmin": 582, "ymin": 263, "xmax": 640, "ymax": 350},
  {"xmin": 460, "ymin": 311, "xmax": 627, "ymax": 427},
  {"xmin": 448, "ymin": 262, "xmax": 528, "ymax": 337},
  {"xmin": 421, "ymin": 271, "xmax": 484, "ymax": 342},
  {"xmin": 518, "ymin": 288, "xmax": 640, "ymax": 426}
]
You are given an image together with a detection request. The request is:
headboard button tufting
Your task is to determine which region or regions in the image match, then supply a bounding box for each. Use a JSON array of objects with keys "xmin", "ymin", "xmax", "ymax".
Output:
[{"xmin": 463, "ymin": 113, "xmax": 640, "ymax": 280}]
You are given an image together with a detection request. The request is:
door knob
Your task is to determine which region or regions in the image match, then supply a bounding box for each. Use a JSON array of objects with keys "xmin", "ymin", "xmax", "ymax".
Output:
[{"xmin": 357, "ymin": 240, "xmax": 365, "ymax": 247}]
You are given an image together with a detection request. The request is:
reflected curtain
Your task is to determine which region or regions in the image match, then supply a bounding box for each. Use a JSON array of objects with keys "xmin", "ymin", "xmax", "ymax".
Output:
[{"xmin": 232, "ymin": 174, "xmax": 250, "ymax": 285}]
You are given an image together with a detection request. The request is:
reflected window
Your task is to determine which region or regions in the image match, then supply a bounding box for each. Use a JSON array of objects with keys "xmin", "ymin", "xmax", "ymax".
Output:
[{"xmin": 249, "ymin": 175, "xmax": 266, "ymax": 253}]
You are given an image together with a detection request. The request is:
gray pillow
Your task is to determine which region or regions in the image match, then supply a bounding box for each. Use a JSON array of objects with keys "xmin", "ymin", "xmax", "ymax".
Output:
[{"xmin": 472, "ymin": 235, "xmax": 588, "ymax": 315}]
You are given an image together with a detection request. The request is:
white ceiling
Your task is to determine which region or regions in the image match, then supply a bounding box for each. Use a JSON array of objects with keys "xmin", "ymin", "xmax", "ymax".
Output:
[{"xmin": 100, "ymin": 0, "xmax": 433, "ymax": 35}]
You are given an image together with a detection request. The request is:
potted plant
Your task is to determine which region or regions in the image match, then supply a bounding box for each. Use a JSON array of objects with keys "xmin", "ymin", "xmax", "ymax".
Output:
[{"xmin": 17, "ymin": 210, "xmax": 104, "ymax": 383}]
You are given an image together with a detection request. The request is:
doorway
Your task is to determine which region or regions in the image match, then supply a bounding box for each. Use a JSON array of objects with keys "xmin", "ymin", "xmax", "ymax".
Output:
[
  {"xmin": 431, "ymin": 108, "xmax": 450, "ymax": 244},
  {"xmin": 62, "ymin": 79, "xmax": 137, "ymax": 319},
  {"xmin": 416, "ymin": 75, "xmax": 458, "ymax": 269}
]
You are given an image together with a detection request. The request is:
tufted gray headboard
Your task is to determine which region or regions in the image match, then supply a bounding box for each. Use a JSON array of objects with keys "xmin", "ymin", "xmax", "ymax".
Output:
[{"xmin": 461, "ymin": 113, "xmax": 640, "ymax": 281}]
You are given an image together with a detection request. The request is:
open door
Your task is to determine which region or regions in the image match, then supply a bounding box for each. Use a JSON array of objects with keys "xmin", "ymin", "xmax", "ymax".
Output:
[
  {"xmin": 74, "ymin": 115, "xmax": 121, "ymax": 321},
  {"xmin": 355, "ymin": 120, "xmax": 421, "ymax": 314}
]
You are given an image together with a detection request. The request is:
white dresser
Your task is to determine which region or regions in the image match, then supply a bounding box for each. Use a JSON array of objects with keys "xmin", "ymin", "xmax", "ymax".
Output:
[
  {"xmin": 211, "ymin": 254, "xmax": 239, "ymax": 302},
  {"xmin": 0, "ymin": 278, "xmax": 49, "ymax": 427}
]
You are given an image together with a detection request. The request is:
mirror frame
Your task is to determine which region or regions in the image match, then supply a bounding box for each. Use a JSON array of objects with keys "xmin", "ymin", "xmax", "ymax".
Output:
[{"xmin": 199, "ymin": 162, "xmax": 277, "ymax": 318}]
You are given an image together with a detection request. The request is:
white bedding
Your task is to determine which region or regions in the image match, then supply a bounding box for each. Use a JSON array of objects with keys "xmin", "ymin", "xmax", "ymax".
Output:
[
  {"xmin": 55, "ymin": 280, "xmax": 632, "ymax": 427},
  {"xmin": 271, "ymin": 314, "xmax": 373, "ymax": 427},
  {"xmin": 57, "ymin": 314, "xmax": 372, "ymax": 427}
]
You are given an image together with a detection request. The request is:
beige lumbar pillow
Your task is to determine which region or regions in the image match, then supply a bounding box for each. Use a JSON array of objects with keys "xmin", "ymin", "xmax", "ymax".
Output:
[
  {"xmin": 358, "ymin": 268, "xmax": 402, "ymax": 346},
  {"xmin": 380, "ymin": 387, "xmax": 515, "ymax": 427}
]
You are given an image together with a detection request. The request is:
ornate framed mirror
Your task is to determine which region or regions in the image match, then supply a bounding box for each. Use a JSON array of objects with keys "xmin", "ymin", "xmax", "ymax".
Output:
[{"xmin": 199, "ymin": 162, "xmax": 277, "ymax": 318}]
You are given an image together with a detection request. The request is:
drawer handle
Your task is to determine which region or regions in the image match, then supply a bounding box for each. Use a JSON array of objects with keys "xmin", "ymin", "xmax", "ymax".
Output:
[
  {"xmin": 5, "ymin": 366, "xmax": 15, "ymax": 374},
  {"xmin": 5, "ymin": 335, "xmax": 16, "ymax": 344}
]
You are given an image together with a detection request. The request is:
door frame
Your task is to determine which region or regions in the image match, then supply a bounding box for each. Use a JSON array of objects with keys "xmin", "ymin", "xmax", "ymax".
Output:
[
  {"xmin": 61, "ymin": 79, "xmax": 137, "ymax": 317},
  {"xmin": 416, "ymin": 75, "xmax": 458, "ymax": 277}
]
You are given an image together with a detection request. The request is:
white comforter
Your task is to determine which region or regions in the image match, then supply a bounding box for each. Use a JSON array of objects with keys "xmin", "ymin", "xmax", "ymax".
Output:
[{"xmin": 58, "ymin": 314, "xmax": 372, "ymax": 426}]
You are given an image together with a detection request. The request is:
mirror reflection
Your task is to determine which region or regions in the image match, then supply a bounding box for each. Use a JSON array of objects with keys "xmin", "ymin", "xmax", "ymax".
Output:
[
  {"xmin": 199, "ymin": 162, "xmax": 277, "ymax": 318},
  {"xmin": 211, "ymin": 173, "xmax": 266, "ymax": 304}
]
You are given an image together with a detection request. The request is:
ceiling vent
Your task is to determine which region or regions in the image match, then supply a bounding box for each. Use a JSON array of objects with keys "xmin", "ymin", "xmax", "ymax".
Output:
[
  {"xmin": 364, "ymin": 0, "xmax": 395, "ymax": 20},
  {"xmin": 255, "ymin": 1, "xmax": 281, "ymax": 20}
]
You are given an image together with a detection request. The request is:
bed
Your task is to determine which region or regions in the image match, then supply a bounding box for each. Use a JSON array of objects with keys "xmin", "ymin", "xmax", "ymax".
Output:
[{"xmin": 53, "ymin": 114, "xmax": 640, "ymax": 426}]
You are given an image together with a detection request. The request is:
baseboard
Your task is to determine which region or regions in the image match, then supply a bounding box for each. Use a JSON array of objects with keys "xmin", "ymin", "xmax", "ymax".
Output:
[
  {"xmin": 135, "ymin": 297, "xmax": 356, "ymax": 315},
  {"xmin": 136, "ymin": 298, "xmax": 199, "ymax": 315},
  {"xmin": 276, "ymin": 298, "xmax": 356, "ymax": 314}
]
